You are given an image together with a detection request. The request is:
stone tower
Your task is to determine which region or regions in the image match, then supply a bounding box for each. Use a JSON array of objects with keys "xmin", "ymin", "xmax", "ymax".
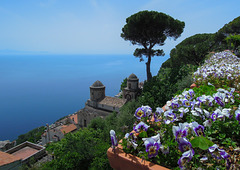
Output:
[
  {"xmin": 123, "ymin": 73, "xmax": 140, "ymax": 101},
  {"xmin": 90, "ymin": 80, "xmax": 105, "ymax": 102}
]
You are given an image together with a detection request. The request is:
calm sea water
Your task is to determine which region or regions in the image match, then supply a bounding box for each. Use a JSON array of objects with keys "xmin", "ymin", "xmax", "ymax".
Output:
[{"xmin": 0, "ymin": 54, "xmax": 168, "ymax": 141}]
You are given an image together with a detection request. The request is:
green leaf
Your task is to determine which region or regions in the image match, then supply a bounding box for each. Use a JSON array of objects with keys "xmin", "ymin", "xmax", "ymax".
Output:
[
  {"xmin": 190, "ymin": 136, "xmax": 214, "ymax": 150},
  {"xmin": 139, "ymin": 131, "xmax": 148, "ymax": 138}
]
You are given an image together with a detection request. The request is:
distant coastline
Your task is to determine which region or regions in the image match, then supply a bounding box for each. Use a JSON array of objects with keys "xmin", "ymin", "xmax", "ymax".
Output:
[{"xmin": 0, "ymin": 54, "xmax": 167, "ymax": 141}]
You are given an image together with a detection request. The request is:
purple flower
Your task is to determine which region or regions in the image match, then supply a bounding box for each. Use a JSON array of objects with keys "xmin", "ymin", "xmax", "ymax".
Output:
[
  {"xmin": 141, "ymin": 105, "xmax": 152, "ymax": 117},
  {"xmin": 211, "ymin": 112, "xmax": 218, "ymax": 121},
  {"xmin": 134, "ymin": 121, "xmax": 150, "ymax": 133},
  {"xmin": 172, "ymin": 123, "xmax": 189, "ymax": 141},
  {"xmin": 154, "ymin": 107, "xmax": 164, "ymax": 122},
  {"xmin": 221, "ymin": 108, "xmax": 231, "ymax": 118},
  {"xmin": 200, "ymin": 156, "xmax": 208, "ymax": 162},
  {"xmin": 235, "ymin": 109, "xmax": 240, "ymax": 124},
  {"xmin": 188, "ymin": 89, "xmax": 195, "ymax": 98},
  {"xmin": 185, "ymin": 94, "xmax": 192, "ymax": 100},
  {"xmin": 211, "ymin": 109, "xmax": 221, "ymax": 121},
  {"xmin": 197, "ymin": 96, "xmax": 205, "ymax": 103},
  {"xmin": 134, "ymin": 107, "xmax": 146, "ymax": 119},
  {"xmin": 182, "ymin": 99, "xmax": 191, "ymax": 107},
  {"xmin": 178, "ymin": 107, "xmax": 189, "ymax": 118},
  {"xmin": 203, "ymin": 119, "xmax": 212, "ymax": 127},
  {"xmin": 143, "ymin": 135, "xmax": 160, "ymax": 158},
  {"xmin": 125, "ymin": 133, "xmax": 138, "ymax": 149},
  {"xmin": 178, "ymin": 138, "xmax": 194, "ymax": 154},
  {"xmin": 110, "ymin": 130, "xmax": 118, "ymax": 148},
  {"xmin": 209, "ymin": 144, "xmax": 225, "ymax": 159},
  {"xmin": 214, "ymin": 96, "xmax": 225, "ymax": 107},
  {"xmin": 191, "ymin": 122, "xmax": 205, "ymax": 136},
  {"xmin": 171, "ymin": 101, "xmax": 180, "ymax": 111},
  {"xmin": 178, "ymin": 150, "xmax": 194, "ymax": 169},
  {"xmin": 164, "ymin": 110, "xmax": 177, "ymax": 124},
  {"xmin": 191, "ymin": 108, "xmax": 203, "ymax": 117},
  {"xmin": 220, "ymin": 150, "xmax": 230, "ymax": 159}
]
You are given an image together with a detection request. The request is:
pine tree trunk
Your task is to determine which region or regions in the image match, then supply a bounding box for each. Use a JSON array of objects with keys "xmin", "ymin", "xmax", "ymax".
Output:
[{"xmin": 146, "ymin": 55, "xmax": 152, "ymax": 81}]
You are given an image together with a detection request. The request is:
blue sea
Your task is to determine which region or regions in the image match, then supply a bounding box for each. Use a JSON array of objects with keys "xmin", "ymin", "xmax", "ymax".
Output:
[{"xmin": 0, "ymin": 54, "xmax": 168, "ymax": 141}]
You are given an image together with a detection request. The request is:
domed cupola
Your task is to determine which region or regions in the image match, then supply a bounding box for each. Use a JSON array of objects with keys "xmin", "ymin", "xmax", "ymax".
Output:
[
  {"xmin": 90, "ymin": 80, "xmax": 105, "ymax": 102},
  {"xmin": 91, "ymin": 80, "xmax": 104, "ymax": 88},
  {"xmin": 127, "ymin": 73, "xmax": 139, "ymax": 90},
  {"xmin": 128, "ymin": 73, "xmax": 138, "ymax": 80}
]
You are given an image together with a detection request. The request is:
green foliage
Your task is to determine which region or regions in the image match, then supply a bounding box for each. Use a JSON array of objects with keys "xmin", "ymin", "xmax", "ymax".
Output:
[
  {"xmin": 139, "ymin": 64, "xmax": 197, "ymax": 109},
  {"xmin": 41, "ymin": 100, "xmax": 141, "ymax": 169},
  {"xmin": 42, "ymin": 128, "xmax": 112, "ymax": 170},
  {"xmin": 138, "ymin": 76, "xmax": 172, "ymax": 109},
  {"xmin": 117, "ymin": 100, "xmax": 140, "ymax": 133},
  {"xmin": 225, "ymin": 34, "xmax": 240, "ymax": 55},
  {"xmin": 121, "ymin": 10, "xmax": 185, "ymax": 47},
  {"xmin": 150, "ymin": 16, "xmax": 240, "ymax": 106},
  {"xmin": 120, "ymin": 77, "xmax": 127, "ymax": 92},
  {"xmin": 215, "ymin": 16, "xmax": 240, "ymax": 42},
  {"xmin": 170, "ymin": 33, "xmax": 215, "ymax": 66},
  {"xmin": 16, "ymin": 126, "xmax": 45, "ymax": 145},
  {"xmin": 37, "ymin": 16, "xmax": 240, "ymax": 170},
  {"xmin": 121, "ymin": 10, "xmax": 185, "ymax": 80},
  {"xmin": 190, "ymin": 136, "xmax": 214, "ymax": 150}
]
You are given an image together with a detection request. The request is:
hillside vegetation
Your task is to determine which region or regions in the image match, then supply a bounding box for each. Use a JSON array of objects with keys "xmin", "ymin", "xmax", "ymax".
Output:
[
  {"xmin": 139, "ymin": 16, "xmax": 240, "ymax": 110},
  {"xmin": 24, "ymin": 16, "xmax": 240, "ymax": 170}
]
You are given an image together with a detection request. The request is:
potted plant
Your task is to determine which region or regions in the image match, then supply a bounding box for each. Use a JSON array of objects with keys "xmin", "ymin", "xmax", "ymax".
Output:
[{"xmin": 107, "ymin": 51, "xmax": 240, "ymax": 169}]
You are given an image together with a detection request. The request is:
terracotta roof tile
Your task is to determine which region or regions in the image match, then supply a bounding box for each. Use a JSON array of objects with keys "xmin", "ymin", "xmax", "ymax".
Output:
[
  {"xmin": 11, "ymin": 146, "xmax": 39, "ymax": 160},
  {"xmin": 0, "ymin": 151, "xmax": 21, "ymax": 166},
  {"xmin": 69, "ymin": 114, "xmax": 78, "ymax": 124},
  {"xmin": 99, "ymin": 96, "xmax": 126, "ymax": 108},
  {"xmin": 60, "ymin": 124, "xmax": 77, "ymax": 134}
]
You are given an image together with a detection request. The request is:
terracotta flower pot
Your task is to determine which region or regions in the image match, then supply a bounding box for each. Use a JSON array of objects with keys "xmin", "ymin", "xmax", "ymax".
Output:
[
  {"xmin": 107, "ymin": 144, "xmax": 170, "ymax": 170},
  {"xmin": 190, "ymin": 83, "xmax": 197, "ymax": 89}
]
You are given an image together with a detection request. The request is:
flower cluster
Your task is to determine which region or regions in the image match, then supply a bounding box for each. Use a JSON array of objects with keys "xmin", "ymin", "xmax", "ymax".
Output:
[
  {"xmin": 193, "ymin": 50, "xmax": 240, "ymax": 90},
  {"xmin": 110, "ymin": 51, "xmax": 240, "ymax": 169},
  {"xmin": 120, "ymin": 85, "xmax": 239, "ymax": 168}
]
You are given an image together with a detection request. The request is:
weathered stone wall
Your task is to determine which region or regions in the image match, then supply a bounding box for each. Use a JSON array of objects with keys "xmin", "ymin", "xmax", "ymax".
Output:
[
  {"xmin": 97, "ymin": 103, "xmax": 120, "ymax": 112},
  {"xmin": 127, "ymin": 79, "xmax": 139, "ymax": 90},
  {"xmin": 90, "ymin": 87, "xmax": 105, "ymax": 102}
]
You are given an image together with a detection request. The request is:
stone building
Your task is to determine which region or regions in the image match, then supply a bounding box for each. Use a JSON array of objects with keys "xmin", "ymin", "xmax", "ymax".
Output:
[
  {"xmin": 0, "ymin": 140, "xmax": 16, "ymax": 152},
  {"xmin": 41, "ymin": 123, "xmax": 77, "ymax": 145},
  {"xmin": 122, "ymin": 73, "xmax": 141, "ymax": 101},
  {"xmin": 77, "ymin": 80, "xmax": 127, "ymax": 128}
]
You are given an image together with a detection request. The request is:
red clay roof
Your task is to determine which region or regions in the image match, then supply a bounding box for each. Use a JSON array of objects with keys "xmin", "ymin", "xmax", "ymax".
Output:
[
  {"xmin": 60, "ymin": 124, "xmax": 77, "ymax": 134},
  {"xmin": 11, "ymin": 146, "xmax": 39, "ymax": 160},
  {"xmin": 69, "ymin": 114, "xmax": 78, "ymax": 124},
  {"xmin": 0, "ymin": 151, "xmax": 21, "ymax": 166}
]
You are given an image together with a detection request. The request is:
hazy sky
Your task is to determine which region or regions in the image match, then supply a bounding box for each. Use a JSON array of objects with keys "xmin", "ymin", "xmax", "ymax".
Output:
[{"xmin": 0, "ymin": 0, "xmax": 239, "ymax": 55}]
